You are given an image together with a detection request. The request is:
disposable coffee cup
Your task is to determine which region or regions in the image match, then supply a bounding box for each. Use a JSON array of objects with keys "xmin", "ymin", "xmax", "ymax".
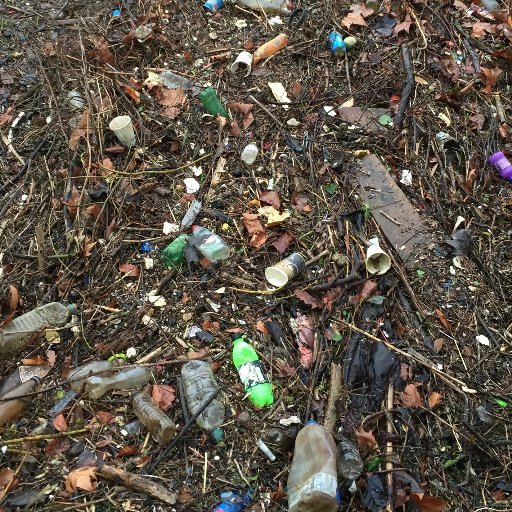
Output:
[
  {"xmin": 265, "ymin": 253, "xmax": 306, "ymax": 287},
  {"xmin": 365, "ymin": 240, "xmax": 391, "ymax": 275},
  {"xmin": 109, "ymin": 115, "xmax": 136, "ymax": 147},
  {"xmin": 230, "ymin": 51, "xmax": 253, "ymax": 77}
]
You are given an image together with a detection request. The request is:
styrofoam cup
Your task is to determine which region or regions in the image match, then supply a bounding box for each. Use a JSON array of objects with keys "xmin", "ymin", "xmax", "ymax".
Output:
[
  {"xmin": 265, "ymin": 253, "xmax": 306, "ymax": 287},
  {"xmin": 230, "ymin": 51, "xmax": 253, "ymax": 77},
  {"xmin": 365, "ymin": 244, "xmax": 391, "ymax": 275},
  {"xmin": 109, "ymin": 115, "xmax": 136, "ymax": 147}
]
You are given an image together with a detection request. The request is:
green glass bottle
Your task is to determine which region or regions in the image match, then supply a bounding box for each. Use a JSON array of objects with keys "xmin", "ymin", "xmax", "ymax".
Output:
[
  {"xmin": 232, "ymin": 334, "xmax": 273, "ymax": 408},
  {"xmin": 199, "ymin": 87, "xmax": 228, "ymax": 118},
  {"xmin": 160, "ymin": 234, "xmax": 190, "ymax": 267}
]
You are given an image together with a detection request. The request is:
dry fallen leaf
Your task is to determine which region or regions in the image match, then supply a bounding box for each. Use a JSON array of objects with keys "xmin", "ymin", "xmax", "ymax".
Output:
[
  {"xmin": 350, "ymin": 3, "xmax": 375, "ymax": 17},
  {"xmin": 0, "ymin": 468, "xmax": 18, "ymax": 502},
  {"xmin": 151, "ymin": 384, "xmax": 176, "ymax": 411},
  {"xmin": 394, "ymin": 18, "xmax": 413, "ymax": 35},
  {"xmin": 294, "ymin": 289, "xmax": 322, "ymax": 309},
  {"xmin": 119, "ymin": 263, "xmax": 141, "ymax": 277},
  {"xmin": 52, "ymin": 413, "xmax": 68, "ymax": 432},
  {"xmin": 341, "ymin": 11, "xmax": 367, "ymax": 28},
  {"xmin": 471, "ymin": 22, "xmax": 497, "ymax": 38},
  {"xmin": 411, "ymin": 493, "xmax": 448, "ymax": 512},
  {"xmin": 69, "ymin": 110, "xmax": 91, "ymax": 149},
  {"xmin": 21, "ymin": 355, "xmax": 47, "ymax": 366},
  {"xmin": 255, "ymin": 320, "xmax": 269, "ymax": 334},
  {"xmin": 271, "ymin": 232, "xmax": 294, "ymax": 254},
  {"xmin": 65, "ymin": 467, "xmax": 97, "ymax": 493},
  {"xmin": 355, "ymin": 428, "xmax": 378, "ymax": 454},
  {"xmin": 259, "ymin": 190, "xmax": 281, "ymax": 210},
  {"xmin": 95, "ymin": 411, "xmax": 114, "ymax": 424},
  {"xmin": 428, "ymin": 392, "xmax": 443, "ymax": 408},
  {"xmin": 242, "ymin": 212, "xmax": 268, "ymax": 248},
  {"xmin": 480, "ymin": 67, "xmax": 502, "ymax": 94},
  {"xmin": 258, "ymin": 206, "xmax": 290, "ymax": 226},
  {"xmin": 401, "ymin": 383, "xmax": 423, "ymax": 407},
  {"xmin": 271, "ymin": 480, "xmax": 286, "ymax": 502},
  {"xmin": 434, "ymin": 308, "xmax": 452, "ymax": 331},
  {"xmin": 116, "ymin": 445, "xmax": 139, "ymax": 458},
  {"xmin": 46, "ymin": 437, "xmax": 71, "ymax": 456}
]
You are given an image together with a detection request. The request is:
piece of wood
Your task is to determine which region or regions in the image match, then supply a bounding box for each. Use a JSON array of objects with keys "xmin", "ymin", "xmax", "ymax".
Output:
[
  {"xmin": 353, "ymin": 154, "xmax": 433, "ymax": 264},
  {"xmin": 96, "ymin": 465, "xmax": 177, "ymax": 505},
  {"xmin": 324, "ymin": 363, "xmax": 343, "ymax": 435}
]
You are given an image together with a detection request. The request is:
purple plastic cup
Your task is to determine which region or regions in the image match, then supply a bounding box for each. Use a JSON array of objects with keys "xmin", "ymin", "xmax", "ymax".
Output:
[{"xmin": 489, "ymin": 151, "xmax": 512, "ymax": 181}]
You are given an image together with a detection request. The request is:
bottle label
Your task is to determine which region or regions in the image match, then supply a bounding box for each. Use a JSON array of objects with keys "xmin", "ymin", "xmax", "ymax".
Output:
[
  {"xmin": 237, "ymin": 361, "xmax": 268, "ymax": 389},
  {"xmin": 203, "ymin": 235, "xmax": 217, "ymax": 245},
  {"xmin": 288, "ymin": 472, "xmax": 337, "ymax": 509}
]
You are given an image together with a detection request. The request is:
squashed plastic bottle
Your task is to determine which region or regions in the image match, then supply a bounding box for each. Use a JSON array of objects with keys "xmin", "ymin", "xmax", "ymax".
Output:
[
  {"xmin": 67, "ymin": 360, "xmax": 113, "ymax": 392},
  {"xmin": 232, "ymin": 334, "xmax": 273, "ymax": 408},
  {"xmin": 161, "ymin": 234, "xmax": 190, "ymax": 267},
  {"xmin": 191, "ymin": 226, "xmax": 231, "ymax": 262},
  {"xmin": 0, "ymin": 378, "xmax": 39, "ymax": 427},
  {"xmin": 85, "ymin": 367, "xmax": 152, "ymax": 399},
  {"xmin": 287, "ymin": 421, "xmax": 339, "ymax": 512},
  {"xmin": 0, "ymin": 302, "xmax": 70, "ymax": 354},
  {"xmin": 199, "ymin": 88, "xmax": 228, "ymax": 118},
  {"xmin": 132, "ymin": 391, "xmax": 176, "ymax": 443},
  {"xmin": 181, "ymin": 360, "xmax": 225, "ymax": 438},
  {"xmin": 212, "ymin": 490, "xmax": 251, "ymax": 512},
  {"xmin": 337, "ymin": 436, "xmax": 363, "ymax": 480},
  {"xmin": 235, "ymin": 0, "xmax": 289, "ymax": 14},
  {"xmin": 159, "ymin": 70, "xmax": 192, "ymax": 90}
]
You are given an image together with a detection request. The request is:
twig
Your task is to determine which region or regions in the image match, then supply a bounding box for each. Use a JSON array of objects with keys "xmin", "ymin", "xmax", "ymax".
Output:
[
  {"xmin": 385, "ymin": 382, "xmax": 394, "ymax": 512},
  {"xmin": 35, "ymin": 224, "xmax": 45, "ymax": 271},
  {"xmin": 324, "ymin": 363, "xmax": 343, "ymax": 435},
  {"xmin": 96, "ymin": 465, "xmax": 177, "ymax": 505},
  {"xmin": 145, "ymin": 388, "xmax": 220, "ymax": 473},
  {"xmin": 395, "ymin": 45, "xmax": 414, "ymax": 126},
  {"xmin": 1, "ymin": 428, "xmax": 89, "ymax": 445}
]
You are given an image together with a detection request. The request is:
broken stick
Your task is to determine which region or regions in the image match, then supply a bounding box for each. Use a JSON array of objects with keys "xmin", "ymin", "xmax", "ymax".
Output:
[{"xmin": 324, "ymin": 363, "xmax": 343, "ymax": 435}]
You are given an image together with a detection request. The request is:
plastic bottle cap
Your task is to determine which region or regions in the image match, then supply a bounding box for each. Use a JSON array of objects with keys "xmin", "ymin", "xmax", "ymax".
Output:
[
  {"xmin": 305, "ymin": 419, "xmax": 318, "ymax": 425},
  {"xmin": 489, "ymin": 151, "xmax": 504, "ymax": 164},
  {"xmin": 191, "ymin": 224, "xmax": 198, "ymax": 231},
  {"xmin": 230, "ymin": 333, "xmax": 244, "ymax": 342}
]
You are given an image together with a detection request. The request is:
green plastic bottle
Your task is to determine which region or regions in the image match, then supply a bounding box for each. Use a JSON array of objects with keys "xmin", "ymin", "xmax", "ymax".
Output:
[
  {"xmin": 160, "ymin": 234, "xmax": 190, "ymax": 267},
  {"xmin": 232, "ymin": 334, "xmax": 273, "ymax": 408},
  {"xmin": 199, "ymin": 87, "xmax": 228, "ymax": 118}
]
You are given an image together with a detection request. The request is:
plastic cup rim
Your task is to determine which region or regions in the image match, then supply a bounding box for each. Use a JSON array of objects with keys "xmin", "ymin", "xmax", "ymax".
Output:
[
  {"xmin": 265, "ymin": 266, "xmax": 289, "ymax": 287},
  {"xmin": 109, "ymin": 115, "xmax": 133, "ymax": 131}
]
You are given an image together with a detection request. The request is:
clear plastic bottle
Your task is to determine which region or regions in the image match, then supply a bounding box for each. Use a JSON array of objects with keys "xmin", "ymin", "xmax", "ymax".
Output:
[
  {"xmin": 0, "ymin": 302, "xmax": 70, "ymax": 354},
  {"xmin": 235, "ymin": 0, "xmax": 289, "ymax": 14},
  {"xmin": 337, "ymin": 437, "xmax": 363, "ymax": 480},
  {"xmin": 132, "ymin": 391, "xmax": 176, "ymax": 444},
  {"xmin": 85, "ymin": 367, "xmax": 152, "ymax": 399},
  {"xmin": 287, "ymin": 421, "xmax": 339, "ymax": 512},
  {"xmin": 67, "ymin": 360, "xmax": 113, "ymax": 392},
  {"xmin": 0, "ymin": 378, "xmax": 39, "ymax": 427},
  {"xmin": 159, "ymin": 70, "xmax": 192, "ymax": 90},
  {"xmin": 181, "ymin": 360, "xmax": 225, "ymax": 433},
  {"xmin": 191, "ymin": 225, "xmax": 231, "ymax": 262}
]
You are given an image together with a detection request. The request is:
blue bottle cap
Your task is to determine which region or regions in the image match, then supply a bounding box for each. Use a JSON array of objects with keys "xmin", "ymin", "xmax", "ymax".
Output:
[
  {"xmin": 112, "ymin": 9, "xmax": 121, "ymax": 17},
  {"xmin": 140, "ymin": 241, "xmax": 154, "ymax": 253},
  {"xmin": 305, "ymin": 419, "xmax": 318, "ymax": 425},
  {"xmin": 211, "ymin": 427, "xmax": 225, "ymax": 444}
]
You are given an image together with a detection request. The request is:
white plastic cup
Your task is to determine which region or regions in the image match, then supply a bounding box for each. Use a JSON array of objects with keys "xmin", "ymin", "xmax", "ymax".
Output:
[
  {"xmin": 265, "ymin": 253, "xmax": 306, "ymax": 287},
  {"xmin": 365, "ymin": 239, "xmax": 391, "ymax": 275},
  {"xmin": 230, "ymin": 51, "xmax": 253, "ymax": 77},
  {"xmin": 241, "ymin": 143, "xmax": 258, "ymax": 165},
  {"xmin": 109, "ymin": 115, "xmax": 136, "ymax": 147}
]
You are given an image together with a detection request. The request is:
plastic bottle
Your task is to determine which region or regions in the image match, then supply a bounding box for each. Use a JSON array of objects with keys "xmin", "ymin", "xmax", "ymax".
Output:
[
  {"xmin": 0, "ymin": 378, "xmax": 39, "ymax": 427},
  {"xmin": 199, "ymin": 88, "xmax": 228, "ymax": 118},
  {"xmin": 161, "ymin": 234, "xmax": 190, "ymax": 267},
  {"xmin": 328, "ymin": 31, "xmax": 346, "ymax": 57},
  {"xmin": 181, "ymin": 361, "xmax": 225, "ymax": 437},
  {"xmin": 264, "ymin": 425, "xmax": 299, "ymax": 452},
  {"xmin": 0, "ymin": 302, "xmax": 70, "ymax": 355},
  {"xmin": 212, "ymin": 490, "xmax": 251, "ymax": 512},
  {"xmin": 67, "ymin": 360, "xmax": 113, "ymax": 392},
  {"xmin": 159, "ymin": 70, "xmax": 192, "ymax": 90},
  {"xmin": 85, "ymin": 367, "xmax": 152, "ymax": 399},
  {"xmin": 253, "ymin": 34, "xmax": 289, "ymax": 65},
  {"xmin": 287, "ymin": 421, "xmax": 339, "ymax": 512},
  {"xmin": 489, "ymin": 151, "xmax": 512, "ymax": 181},
  {"xmin": 132, "ymin": 391, "xmax": 176, "ymax": 444},
  {"xmin": 191, "ymin": 225, "xmax": 231, "ymax": 262},
  {"xmin": 235, "ymin": 0, "xmax": 289, "ymax": 14},
  {"xmin": 241, "ymin": 144, "xmax": 258, "ymax": 165},
  {"xmin": 337, "ymin": 437, "xmax": 363, "ymax": 480},
  {"xmin": 203, "ymin": 0, "xmax": 224, "ymax": 12},
  {"xmin": 232, "ymin": 335, "xmax": 273, "ymax": 408}
]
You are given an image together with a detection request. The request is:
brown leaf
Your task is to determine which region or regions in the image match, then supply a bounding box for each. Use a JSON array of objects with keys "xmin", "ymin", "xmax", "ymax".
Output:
[
  {"xmin": 202, "ymin": 320, "xmax": 220, "ymax": 332},
  {"xmin": 0, "ymin": 112, "xmax": 13, "ymax": 126},
  {"xmin": 46, "ymin": 437, "xmax": 71, "ymax": 456},
  {"xmin": 471, "ymin": 22, "xmax": 497, "ymax": 38},
  {"xmin": 259, "ymin": 190, "xmax": 281, "ymax": 210},
  {"xmin": 394, "ymin": 19, "xmax": 413, "ymax": 35},
  {"xmin": 271, "ymin": 232, "xmax": 294, "ymax": 254},
  {"xmin": 187, "ymin": 347, "xmax": 209, "ymax": 360},
  {"xmin": 469, "ymin": 113, "xmax": 485, "ymax": 130},
  {"xmin": 85, "ymin": 205, "xmax": 102, "ymax": 220},
  {"xmin": 400, "ymin": 363, "xmax": 413, "ymax": 381},
  {"xmin": 433, "ymin": 338, "xmax": 444, "ymax": 353},
  {"xmin": 434, "ymin": 308, "xmax": 452, "ymax": 331},
  {"xmin": 124, "ymin": 85, "xmax": 141, "ymax": 104},
  {"xmin": 480, "ymin": 67, "xmax": 502, "ymax": 94},
  {"xmin": 157, "ymin": 88, "xmax": 186, "ymax": 107},
  {"xmin": 271, "ymin": 480, "xmax": 286, "ymax": 502},
  {"xmin": 293, "ymin": 289, "xmax": 322, "ymax": 309},
  {"xmin": 0, "ymin": 468, "xmax": 19, "ymax": 502},
  {"xmin": 350, "ymin": 3, "xmax": 375, "ymax": 16},
  {"xmin": 341, "ymin": 11, "xmax": 367, "ymax": 28},
  {"xmin": 118, "ymin": 263, "xmax": 141, "ymax": 277},
  {"xmin": 428, "ymin": 392, "xmax": 443, "ymax": 408},
  {"xmin": 105, "ymin": 144, "xmax": 126, "ymax": 154},
  {"xmin": 354, "ymin": 280, "xmax": 377, "ymax": 302},
  {"xmin": 69, "ymin": 110, "xmax": 91, "ymax": 150},
  {"xmin": 401, "ymin": 383, "xmax": 423, "ymax": 407},
  {"xmin": 65, "ymin": 467, "xmax": 97, "ymax": 492},
  {"xmin": 178, "ymin": 486, "xmax": 194, "ymax": 503},
  {"xmin": 97, "ymin": 37, "xmax": 114, "ymax": 65},
  {"xmin": 249, "ymin": 231, "xmax": 269, "ymax": 248},
  {"xmin": 242, "ymin": 212, "xmax": 265, "ymax": 235},
  {"xmin": 298, "ymin": 343, "xmax": 313, "ymax": 368},
  {"xmin": 411, "ymin": 494, "xmax": 448, "ymax": 512},
  {"xmin": 52, "ymin": 413, "xmax": 68, "ymax": 432},
  {"xmin": 66, "ymin": 185, "xmax": 81, "ymax": 220},
  {"xmin": 95, "ymin": 411, "xmax": 114, "ymax": 424},
  {"xmin": 84, "ymin": 239, "xmax": 97, "ymax": 257},
  {"xmin": 46, "ymin": 349, "xmax": 57, "ymax": 366},
  {"xmin": 355, "ymin": 428, "xmax": 378, "ymax": 453},
  {"xmin": 116, "ymin": 445, "xmax": 139, "ymax": 458},
  {"xmin": 151, "ymin": 384, "xmax": 176, "ymax": 411},
  {"xmin": 255, "ymin": 320, "xmax": 269, "ymax": 334},
  {"xmin": 21, "ymin": 355, "xmax": 47, "ymax": 366},
  {"xmin": 290, "ymin": 81, "xmax": 302, "ymax": 99},
  {"xmin": 227, "ymin": 102, "xmax": 255, "ymax": 130}
]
